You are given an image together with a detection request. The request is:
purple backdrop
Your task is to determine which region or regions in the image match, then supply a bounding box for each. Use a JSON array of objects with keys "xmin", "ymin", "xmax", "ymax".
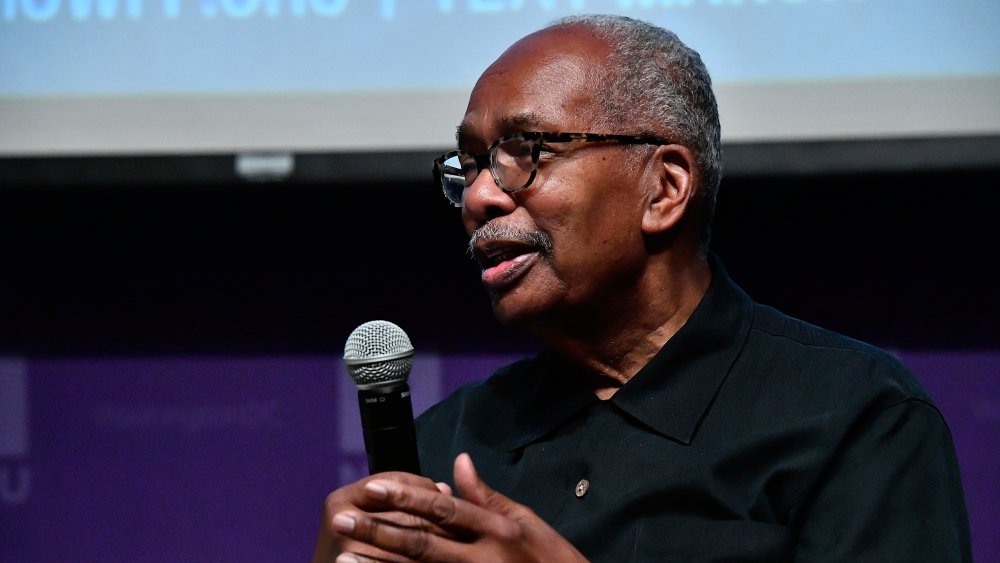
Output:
[{"xmin": 0, "ymin": 351, "xmax": 996, "ymax": 561}]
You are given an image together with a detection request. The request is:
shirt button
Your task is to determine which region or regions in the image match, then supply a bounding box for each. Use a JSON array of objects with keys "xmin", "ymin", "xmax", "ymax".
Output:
[{"xmin": 575, "ymin": 479, "xmax": 590, "ymax": 498}]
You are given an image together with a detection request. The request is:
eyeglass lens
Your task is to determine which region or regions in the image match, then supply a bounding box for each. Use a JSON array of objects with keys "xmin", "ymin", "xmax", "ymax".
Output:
[
  {"xmin": 439, "ymin": 155, "xmax": 468, "ymax": 205},
  {"xmin": 439, "ymin": 138, "xmax": 537, "ymax": 205}
]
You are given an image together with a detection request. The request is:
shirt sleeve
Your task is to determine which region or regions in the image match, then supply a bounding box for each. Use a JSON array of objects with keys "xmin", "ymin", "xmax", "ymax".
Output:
[{"xmin": 791, "ymin": 398, "xmax": 972, "ymax": 562}]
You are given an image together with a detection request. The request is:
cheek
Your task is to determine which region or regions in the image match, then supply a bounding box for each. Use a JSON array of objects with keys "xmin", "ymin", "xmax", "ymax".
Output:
[
  {"xmin": 544, "ymin": 199, "xmax": 642, "ymax": 279},
  {"xmin": 460, "ymin": 208, "xmax": 476, "ymax": 236},
  {"xmin": 531, "ymin": 159, "xmax": 645, "ymax": 258},
  {"xmin": 559, "ymin": 190, "xmax": 642, "ymax": 248}
]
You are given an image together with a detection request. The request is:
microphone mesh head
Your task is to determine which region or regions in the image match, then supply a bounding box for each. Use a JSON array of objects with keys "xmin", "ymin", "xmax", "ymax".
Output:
[{"xmin": 343, "ymin": 320, "xmax": 414, "ymax": 388}]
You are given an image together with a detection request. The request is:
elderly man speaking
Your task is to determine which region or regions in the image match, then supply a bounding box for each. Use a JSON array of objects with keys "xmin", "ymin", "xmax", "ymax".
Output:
[{"xmin": 314, "ymin": 14, "xmax": 970, "ymax": 562}]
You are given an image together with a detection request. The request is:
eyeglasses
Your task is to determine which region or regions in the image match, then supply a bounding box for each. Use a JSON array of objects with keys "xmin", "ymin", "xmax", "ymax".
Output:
[{"xmin": 432, "ymin": 132, "xmax": 668, "ymax": 207}]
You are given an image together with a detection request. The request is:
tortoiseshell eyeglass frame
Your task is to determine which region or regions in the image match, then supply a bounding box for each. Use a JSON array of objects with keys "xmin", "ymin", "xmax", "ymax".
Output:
[{"xmin": 432, "ymin": 131, "xmax": 670, "ymax": 207}]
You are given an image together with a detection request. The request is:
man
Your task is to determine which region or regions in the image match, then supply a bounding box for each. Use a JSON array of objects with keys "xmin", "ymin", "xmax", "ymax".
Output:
[{"xmin": 314, "ymin": 15, "xmax": 970, "ymax": 562}]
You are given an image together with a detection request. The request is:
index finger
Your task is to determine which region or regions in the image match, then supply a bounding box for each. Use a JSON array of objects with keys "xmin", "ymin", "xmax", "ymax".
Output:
[
  {"xmin": 321, "ymin": 472, "xmax": 448, "ymax": 540},
  {"xmin": 331, "ymin": 472, "xmax": 439, "ymax": 505},
  {"xmin": 357, "ymin": 478, "xmax": 514, "ymax": 537}
]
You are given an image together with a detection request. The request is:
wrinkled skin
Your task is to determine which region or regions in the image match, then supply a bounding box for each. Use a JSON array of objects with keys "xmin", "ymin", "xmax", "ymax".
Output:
[
  {"xmin": 314, "ymin": 23, "xmax": 705, "ymax": 562},
  {"xmin": 459, "ymin": 28, "xmax": 653, "ymax": 336},
  {"xmin": 312, "ymin": 454, "xmax": 587, "ymax": 563}
]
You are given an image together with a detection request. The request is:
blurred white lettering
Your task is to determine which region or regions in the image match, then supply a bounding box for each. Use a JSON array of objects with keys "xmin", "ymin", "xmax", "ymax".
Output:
[
  {"xmin": 69, "ymin": 0, "xmax": 143, "ymax": 20},
  {"xmin": 0, "ymin": 360, "xmax": 29, "ymax": 506},
  {"xmin": 1, "ymin": 465, "xmax": 30, "ymax": 505}
]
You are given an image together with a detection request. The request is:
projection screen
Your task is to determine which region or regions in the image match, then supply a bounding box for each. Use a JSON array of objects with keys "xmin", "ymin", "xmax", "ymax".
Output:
[{"xmin": 1, "ymin": 0, "xmax": 998, "ymax": 159}]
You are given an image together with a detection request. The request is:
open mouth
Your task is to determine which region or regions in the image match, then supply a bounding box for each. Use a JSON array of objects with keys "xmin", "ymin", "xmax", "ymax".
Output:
[
  {"xmin": 476, "ymin": 242, "xmax": 539, "ymax": 269},
  {"xmin": 474, "ymin": 240, "xmax": 542, "ymax": 289}
]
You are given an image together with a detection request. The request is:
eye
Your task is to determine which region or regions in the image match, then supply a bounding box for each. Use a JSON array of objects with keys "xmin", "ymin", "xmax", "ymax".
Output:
[
  {"xmin": 511, "ymin": 140, "xmax": 534, "ymax": 157},
  {"xmin": 496, "ymin": 138, "xmax": 536, "ymax": 165},
  {"xmin": 458, "ymin": 155, "xmax": 479, "ymax": 174},
  {"xmin": 536, "ymin": 144, "xmax": 558, "ymax": 160}
]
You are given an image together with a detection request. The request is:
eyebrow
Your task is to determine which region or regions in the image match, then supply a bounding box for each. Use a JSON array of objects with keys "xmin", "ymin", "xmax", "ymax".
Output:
[{"xmin": 455, "ymin": 111, "xmax": 549, "ymax": 150}]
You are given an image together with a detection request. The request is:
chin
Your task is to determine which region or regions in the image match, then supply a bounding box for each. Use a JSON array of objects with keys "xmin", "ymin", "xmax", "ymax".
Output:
[
  {"xmin": 489, "ymin": 291, "xmax": 556, "ymax": 332},
  {"xmin": 490, "ymin": 299, "xmax": 528, "ymax": 328}
]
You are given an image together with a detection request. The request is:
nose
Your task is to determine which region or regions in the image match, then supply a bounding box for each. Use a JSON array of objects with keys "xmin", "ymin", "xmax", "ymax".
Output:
[{"xmin": 461, "ymin": 168, "xmax": 518, "ymax": 234}]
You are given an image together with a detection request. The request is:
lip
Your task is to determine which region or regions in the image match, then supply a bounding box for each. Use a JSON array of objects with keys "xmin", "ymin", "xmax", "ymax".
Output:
[{"xmin": 480, "ymin": 250, "xmax": 540, "ymax": 290}]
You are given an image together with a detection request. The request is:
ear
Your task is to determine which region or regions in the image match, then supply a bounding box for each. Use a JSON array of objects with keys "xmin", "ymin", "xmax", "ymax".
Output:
[{"xmin": 641, "ymin": 144, "xmax": 697, "ymax": 236}]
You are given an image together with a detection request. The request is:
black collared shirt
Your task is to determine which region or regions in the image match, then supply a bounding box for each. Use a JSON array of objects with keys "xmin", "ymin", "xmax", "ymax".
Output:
[{"xmin": 416, "ymin": 259, "xmax": 971, "ymax": 562}]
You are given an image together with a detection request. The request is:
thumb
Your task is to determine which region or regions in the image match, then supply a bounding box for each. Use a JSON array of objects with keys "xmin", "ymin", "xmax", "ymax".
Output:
[{"xmin": 453, "ymin": 452, "xmax": 521, "ymax": 516}]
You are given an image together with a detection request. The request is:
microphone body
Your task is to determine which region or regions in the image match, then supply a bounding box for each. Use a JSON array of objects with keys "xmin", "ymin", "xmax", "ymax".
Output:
[
  {"xmin": 344, "ymin": 320, "xmax": 422, "ymax": 475},
  {"xmin": 357, "ymin": 383, "xmax": 420, "ymax": 474}
]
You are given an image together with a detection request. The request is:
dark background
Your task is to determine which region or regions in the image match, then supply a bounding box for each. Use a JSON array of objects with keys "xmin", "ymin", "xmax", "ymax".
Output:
[
  {"xmin": 1, "ymin": 139, "xmax": 998, "ymax": 357},
  {"xmin": 1, "ymin": 140, "xmax": 997, "ymax": 561}
]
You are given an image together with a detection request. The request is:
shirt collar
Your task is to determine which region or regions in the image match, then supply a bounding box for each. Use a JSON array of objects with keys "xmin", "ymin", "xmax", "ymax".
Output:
[
  {"xmin": 503, "ymin": 254, "xmax": 753, "ymax": 450},
  {"xmin": 611, "ymin": 255, "xmax": 753, "ymax": 444},
  {"xmin": 503, "ymin": 351, "xmax": 597, "ymax": 451}
]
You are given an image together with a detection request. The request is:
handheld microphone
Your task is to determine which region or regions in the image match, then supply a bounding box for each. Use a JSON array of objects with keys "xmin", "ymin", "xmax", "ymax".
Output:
[{"xmin": 343, "ymin": 320, "xmax": 421, "ymax": 475}]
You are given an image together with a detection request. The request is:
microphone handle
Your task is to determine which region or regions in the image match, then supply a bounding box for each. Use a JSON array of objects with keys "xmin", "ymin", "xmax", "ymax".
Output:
[{"xmin": 358, "ymin": 383, "xmax": 421, "ymax": 475}]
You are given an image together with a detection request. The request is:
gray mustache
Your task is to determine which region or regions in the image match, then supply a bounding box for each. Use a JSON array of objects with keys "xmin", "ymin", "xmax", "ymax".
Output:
[{"xmin": 467, "ymin": 222, "xmax": 554, "ymax": 257}]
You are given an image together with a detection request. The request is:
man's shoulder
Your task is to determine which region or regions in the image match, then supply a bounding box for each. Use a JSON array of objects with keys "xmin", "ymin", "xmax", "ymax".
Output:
[
  {"xmin": 744, "ymin": 301, "xmax": 931, "ymax": 404},
  {"xmin": 414, "ymin": 355, "xmax": 544, "ymax": 482},
  {"xmin": 416, "ymin": 355, "xmax": 540, "ymax": 426}
]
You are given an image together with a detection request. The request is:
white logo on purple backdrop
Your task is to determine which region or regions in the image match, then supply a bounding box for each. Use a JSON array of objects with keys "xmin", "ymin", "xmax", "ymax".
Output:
[{"xmin": 1, "ymin": 358, "xmax": 31, "ymax": 505}]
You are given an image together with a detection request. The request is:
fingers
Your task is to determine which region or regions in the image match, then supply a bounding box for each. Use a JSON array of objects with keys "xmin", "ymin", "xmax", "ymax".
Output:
[
  {"xmin": 335, "ymin": 553, "xmax": 406, "ymax": 563},
  {"xmin": 334, "ymin": 510, "xmax": 437, "ymax": 562},
  {"xmin": 325, "ymin": 508, "xmax": 441, "ymax": 563},
  {"xmin": 322, "ymin": 472, "xmax": 443, "ymax": 528},
  {"xmin": 330, "ymin": 458, "xmax": 586, "ymax": 563},
  {"xmin": 452, "ymin": 453, "xmax": 486, "ymax": 506},
  {"xmin": 324, "ymin": 472, "xmax": 441, "ymax": 515},
  {"xmin": 344, "ymin": 476, "xmax": 518, "ymax": 538},
  {"xmin": 325, "ymin": 507, "xmax": 431, "ymax": 563},
  {"xmin": 334, "ymin": 499, "xmax": 518, "ymax": 563},
  {"xmin": 316, "ymin": 472, "xmax": 445, "ymax": 563},
  {"xmin": 358, "ymin": 479, "xmax": 472, "ymax": 533},
  {"xmin": 453, "ymin": 453, "xmax": 525, "ymax": 519}
]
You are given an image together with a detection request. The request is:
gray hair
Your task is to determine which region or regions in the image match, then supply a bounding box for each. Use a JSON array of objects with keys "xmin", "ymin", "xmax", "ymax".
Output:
[{"xmin": 547, "ymin": 15, "xmax": 722, "ymax": 252}]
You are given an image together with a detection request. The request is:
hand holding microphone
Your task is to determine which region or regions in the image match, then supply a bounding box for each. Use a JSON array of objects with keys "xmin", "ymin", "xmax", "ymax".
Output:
[
  {"xmin": 312, "ymin": 320, "xmax": 432, "ymax": 562},
  {"xmin": 317, "ymin": 321, "xmax": 585, "ymax": 562},
  {"xmin": 343, "ymin": 320, "xmax": 421, "ymax": 475}
]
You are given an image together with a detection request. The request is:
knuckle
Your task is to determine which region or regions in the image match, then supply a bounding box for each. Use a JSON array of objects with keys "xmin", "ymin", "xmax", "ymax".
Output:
[
  {"xmin": 398, "ymin": 511, "xmax": 427, "ymax": 531},
  {"xmin": 493, "ymin": 519, "xmax": 523, "ymax": 543},
  {"xmin": 393, "ymin": 485, "xmax": 413, "ymax": 507},
  {"xmin": 401, "ymin": 528, "xmax": 431, "ymax": 560},
  {"xmin": 322, "ymin": 495, "xmax": 349, "ymax": 533},
  {"xmin": 323, "ymin": 491, "xmax": 342, "ymax": 514},
  {"xmin": 427, "ymin": 493, "xmax": 458, "ymax": 524},
  {"xmin": 361, "ymin": 515, "xmax": 381, "ymax": 542},
  {"xmin": 323, "ymin": 480, "xmax": 367, "ymax": 515}
]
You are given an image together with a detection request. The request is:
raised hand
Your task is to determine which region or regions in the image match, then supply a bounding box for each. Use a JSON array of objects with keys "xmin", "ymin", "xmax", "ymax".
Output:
[
  {"xmin": 313, "ymin": 471, "xmax": 451, "ymax": 563},
  {"xmin": 329, "ymin": 453, "xmax": 588, "ymax": 563}
]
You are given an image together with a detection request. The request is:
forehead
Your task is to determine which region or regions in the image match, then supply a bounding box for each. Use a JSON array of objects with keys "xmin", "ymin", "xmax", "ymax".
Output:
[{"xmin": 458, "ymin": 28, "xmax": 610, "ymax": 148}]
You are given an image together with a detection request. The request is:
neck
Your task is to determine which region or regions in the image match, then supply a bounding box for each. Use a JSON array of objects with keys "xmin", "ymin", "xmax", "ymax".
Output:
[{"xmin": 535, "ymin": 255, "xmax": 712, "ymax": 400}]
